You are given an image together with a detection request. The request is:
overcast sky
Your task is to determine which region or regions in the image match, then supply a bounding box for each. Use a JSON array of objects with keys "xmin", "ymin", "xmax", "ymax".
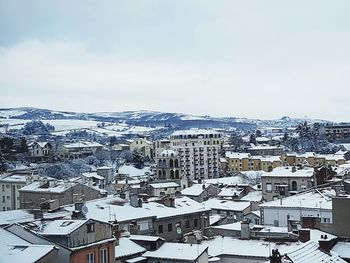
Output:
[{"xmin": 0, "ymin": 1, "xmax": 349, "ymax": 121}]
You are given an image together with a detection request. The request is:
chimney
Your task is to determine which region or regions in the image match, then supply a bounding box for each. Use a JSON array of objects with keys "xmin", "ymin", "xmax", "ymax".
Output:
[
  {"xmin": 269, "ymin": 249, "xmax": 282, "ymax": 263},
  {"xmin": 130, "ymin": 194, "xmax": 139, "ymax": 208},
  {"xmin": 292, "ymin": 166, "xmax": 297, "ymax": 173},
  {"xmin": 240, "ymin": 219, "xmax": 251, "ymax": 239},
  {"xmin": 75, "ymin": 201, "xmax": 84, "ymax": 212},
  {"xmin": 33, "ymin": 209, "xmax": 43, "ymax": 220},
  {"xmin": 318, "ymin": 235, "xmax": 335, "ymax": 254},
  {"xmin": 298, "ymin": 229, "xmax": 310, "ymax": 243}
]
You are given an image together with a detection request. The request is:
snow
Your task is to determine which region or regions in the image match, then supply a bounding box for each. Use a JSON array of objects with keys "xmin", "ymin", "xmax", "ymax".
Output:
[
  {"xmin": 203, "ymin": 198, "xmax": 251, "ymax": 212},
  {"xmin": 129, "ymin": 235, "xmax": 164, "ymax": 242},
  {"xmin": 225, "ymin": 152, "xmax": 250, "ymax": 159},
  {"xmin": 149, "ymin": 182, "xmax": 179, "ymax": 189},
  {"xmin": 171, "ymin": 129, "xmax": 219, "ymax": 136},
  {"xmin": 204, "ymin": 236, "xmax": 300, "ymax": 258},
  {"xmin": 0, "ymin": 174, "xmax": 28, "ymax": 183},
  {"xmin": 203, "ymin": 176, "xmax": 248, "ymax": 186},
  {"xmin": 118, "ymin": 165, "xmax": 152, "ymax": 178},
  {"xmin": 332, "ymin": 242, "xmax": 350, "ymax": 259},
  {"xmin": 181, "ymin": 184, "xmax": 209, "ymax": 196},
  {"xmin": 212, "ymin": 222, "xmax": 241, "ymax": 231},
  {"xmin": 20, "ymin": 180, "xmax": 74, "ymax": 193},
  {"xmin": 159, "ymin": 149, "xmax": 178, "ymax": 157},
  {"xmin": 0, "ymin": 228, "xmax": 56, "ymax": 263},
  {"xmin": 286, "ymin": 241, "xmax": 346, "ymax": 263},
  {"xmin": 115, "ymin": 237, "xmax": 146, "ymax": 258},
  {"xmin": 209, "ymin": 214, "xmax": 224, "ymax": 225},
  {"xmin": 38, "ymin": 219, "xmax": 87, "ymax": 235},
  {"xmin": 218, "ymin": 187, "xmax": 244, "ymax": 198},
  {"xmin": 143, "ymin": 243, "xmax": 208, "ymax": 261},
  {"xmin": 241, "ymin": 191, "xmax": 262, "ymax": 202},
  {"xmin": 260, "ymin": 188, "xmax": 335, "ymax": 209},
  {"xmin": 0, "ymin": 210, "xmax": 34, "ymax": 226},
  {"xmin": 262, "ymin": 166, "xmax": 315, "ymax": 178}
]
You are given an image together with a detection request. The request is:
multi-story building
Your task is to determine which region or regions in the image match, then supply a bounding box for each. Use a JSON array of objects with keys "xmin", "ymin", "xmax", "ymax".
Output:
[
  {"xmin": 261, "ymin": 166, "xmax": 315, "ymax": 201},
  {"xmin": 319, "ymin": 123, "xmax": 350, "ymax": 142},
  {"xmin": 247, "ymin": 145, "xmax": 284, "ymax": 156},
  {"xmin": 19, "ymin": 178, "xmax": 107, "ymax": 209},
  {"xmin": 28, "ymin": 141, "xmax": 53, "ymax": 161},
  {"xmin": 0, "ymin": 172, "xmax": 29, "ymax": 211},
  {"xmin": 225, "ymin": 152, "xmax": 282, "ymax": 172},
  {"xmin": 155, "ymin": 150, "xmax": 181, "ymax": 180},
  {"xmin": 153, "ymin": 139, "xmax": 171, "ymax": 158},
  {"xmin": 282, "ymin": 152, "xmax": 346, "ymax": 167},
  {"xmin": 129, "ymin": 138, "xmax": 154, "ymax": 160},
  {"xmin": 169, "ymin": 129, "xmax": 222, "ymax": 180}
]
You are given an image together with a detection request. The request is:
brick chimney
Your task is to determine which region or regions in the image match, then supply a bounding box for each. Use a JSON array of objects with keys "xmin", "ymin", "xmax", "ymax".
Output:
[
  {"xmin": 318, "ymin": 235, "xmax": 335, "ymax": 254},
  {"xmin": 269, "ymin": 249, "xmax": 282, "ymax": 263},
  {"xmin": 298, "ymin": 229, "xmax": 310, "ymax": 243}
]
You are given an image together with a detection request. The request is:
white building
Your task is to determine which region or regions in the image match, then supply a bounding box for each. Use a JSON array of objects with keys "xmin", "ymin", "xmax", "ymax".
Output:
[
  {"xmin": 260, "ymin": 188, "xmax": 334, "ymax": 227},
  {"xmin": 170, "ymin": 129, "xmax": 222, "ymax": 180},
  {"xmin": 0, "ymin": 172, "xmax": 29, "ymax": 211}
]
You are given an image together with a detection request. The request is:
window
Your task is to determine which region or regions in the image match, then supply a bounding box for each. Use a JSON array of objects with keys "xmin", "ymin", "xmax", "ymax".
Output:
[
  {"xmin": 2, "ymin": 196, "xmax": 5, "ymax": 203},
  {"xmin": 100, "ymin": 248, "xmax": 108, "ymax": 263},
  {"xmin": 194, "ymin": 219, "xmax": 198, "ymax": 228},
  {"xmin": 323, "ymin": 218, "xmax": 330, "ymax": 223},
  {"xmin": 158, "ymin": 224, "xmax": 163, "ymax": 234},
  {"xmin": 87, "ymin": 252, "xmax": 95, "ymax": 263},
  {"xmin": 185, "ymin": 220, "xmax": 190, "ymax": 228},
  {"xmin": 167, "ymin": 223, "xmax": 173, "ymax": 232},
  {"xmin": 291, "ymin": 181, "xmax": 297, "ymax": 191},
  {"xmin": 274, "ymin": 183, "xmax": 280, "ymax": 193},
  {"xmin": 266, "ymin": 183, "xmax": 272, "ymax": 193},
  {"xmin": 2, "ymin": 185, "xmax": 4, "ymax": 191},
  {"xmin": 87, "ymin": 223, "xmax": 95, "ymax": 233}
]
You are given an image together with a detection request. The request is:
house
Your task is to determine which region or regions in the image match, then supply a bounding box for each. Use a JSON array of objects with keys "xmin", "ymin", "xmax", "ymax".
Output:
[
  {"xmin": 0, "ymin": 172, "xmax": 30, "ymax": 211},
  {"xmin": 247, "ymin": 145, "xmax": 284, "ymax": 156},
  {"xmin": 148, "ymin": 182, "xmax": 180, "ymax": 196},
  {"xmin": 204, "ymin": 236, "xmax": 300, "ymax": 263},
  {"xmin": 260, "ymin": 188, "xmax": 335, "ymax": 227},
  {"xmin": 26, "ymin": 218, "xmax": 116, "ymax": 263},
  {"xmin": 203, "ymin": 198, "xmax": 251, "ymax": 222},
  {"xmin": 114, "ymin": 237, "xmax": 146, "ymax": 263},
  {"xmin": 19, "ymin": 178, "xmax": 106, "ymax": 209},
  {"xmin": 129, "ymin": 138, "xmax": 154, "ymax": 160},
  {"xmin": 143, "ymin": 243, "xmax": 209, "ymax": 263},
  {"xmin": 81, "ymin": 172, "xmax": 106, "ymax": 189},
  {"xmin": 261, "ymin": 166, "xmax": 315, "ymax": 201},
  {"xmin": 28, "ymin": 141, "xmax": 53, "ymax": 161},
  {"xmin": 56, "ymin": 141, "xmax": 104, "ymax": 159},
  {"xmin": 117, "ymin": 164, "xmax": 152, "ymax": 181},
  {"xmin": 0, "ymin": 227, "xmax": 58, "ymax": 263},
  {"xmin": 181, "ymin": 183, "xmax": 220, "ymax": 202}
]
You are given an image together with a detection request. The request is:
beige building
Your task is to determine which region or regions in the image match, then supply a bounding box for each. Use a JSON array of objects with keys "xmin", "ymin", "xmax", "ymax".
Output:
[
  {"xmin": 0, "ymin": 172, "xmax": 29, "ymax": 211},
  {"xmin": 154, "ymin": 139, "xmax": 171, "ymax": 158},
  {"xmin": 28, "ymin": 141, "xmax": 53, "ymax": 160},
  {"xmin": 170, "ymin": 129, "xmax": 222, "ymax": 180},
  {"xmin": 282, "ymin": 152, "xmax": 346, "ymax": 167},
  {"xmin": 225, "ymin": 152, "xmax": 282, "ymax": 172},
  {"xmin": 129, "ymin": 138, "xmax": 154, "ymax": 159}
]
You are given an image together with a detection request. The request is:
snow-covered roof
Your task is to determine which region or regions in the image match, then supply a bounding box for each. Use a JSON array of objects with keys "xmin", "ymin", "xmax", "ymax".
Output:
[
  {"xmin": 129, "ymin": 235, "xmax": 164, "ymax": 242},
  {"xmin": 149, "ymin": 182, "xmax": 179, "ymax": 189},
  {"xmin": 286, "ymin": 241, "xmax": 346, "ymax": 263},
  {"xmin": 255, "ymin": 156, "xmax": 282, "ymax": 162},
  {"xmin": 115, "ymin": 237, "xmax": 146, "ymax": 259},
  {"xmin": 0, "ymin": 228, "xmax": 56, "ymax": 263},
  {"xmin": 143, "ymin": 243, "xmax": 208, "ymax": 261},
  {"xmin": 203, "ymin": 176, "xmax": 247, "ymax": 186},
  {"xmin": 209, "ymin": 215, "xmax": 224, "ymax": 226},
  {"xmin": 38, "ymin": 219, "xmax": 88, "ymax": 235},
  {"xmin": 181, "ymin": 184, "xmax": 210, "ymax": 196},
  {"xmin": 225, "ymin": 152, "xmax": 250, "ymax": 159},
  {"xmin": 204, "ymin": 198, "xmax": 251, "ymax": 212},
  {"xmin": 249, "ymin": 145, "xmax": 281, "ymax": 150},
  {"xmin": 262, "ymin": 166, "xmax": 314, "ymax": 178},
  {"xmin": 0, "ymin": 173, "xmax": 28, "ymax": 183},
  {"xmin": 61, "ymin": 196, "xmax": 209, "ymax": 223},
  {"xmin": 19, "ymin": 180, "xmax": 75, "ymax": 193},
  {"xmin": 82, "ymin": 172, "xmax": 105, "ymax": 180},
  {"xmin": 205, "ymin": 236, "xmax": 300, "ymax": 258},
  {"xmin": 241, "ymin": 191, "xmax": 262, "ymax": 202},
  {"xmin": 118, "ymin": 165, "xmax": 151, "ymax": 178},
  {"xmin": 171, "ymin": 129, "xmax": 219, "ymax": 136},
  {"xmin": 0, "ymin": 210, "xmax": 34, "ymax": 226},
  {"xmin": 260, "ymin": 188, "xmax": 335, "ymax": 209},
  {"xmin": 64, "ymin": 141, "xmax": 103, "ymax": 149},
  {"xmin": 218, "ymin": 187, "xmax": 244, "ymax": 198},
  {"xmin": 332, "ymin": 242, "xmax": 350, "ymax": 259}
]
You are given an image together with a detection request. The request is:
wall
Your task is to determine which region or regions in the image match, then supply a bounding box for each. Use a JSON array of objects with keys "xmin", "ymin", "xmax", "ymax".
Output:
[
  {"xmin": 332, "ymin": 197, "xmax": 350, "ymax": 238},
  {"xmin": 70, "ymin": 242, "xmax": 115, "ymax": 263}
]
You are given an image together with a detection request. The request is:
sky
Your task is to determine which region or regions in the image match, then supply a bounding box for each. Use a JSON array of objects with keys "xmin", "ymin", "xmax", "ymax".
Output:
[{"xmin": 0, "ymin": 1, "xmax": 350, "ymax": 121}]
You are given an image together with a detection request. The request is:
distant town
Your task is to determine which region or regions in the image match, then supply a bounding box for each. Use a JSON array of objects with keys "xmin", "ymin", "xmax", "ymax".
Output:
[{"xmin": 0, "ymin": 107, "xmax": 349, "ymax": 263}]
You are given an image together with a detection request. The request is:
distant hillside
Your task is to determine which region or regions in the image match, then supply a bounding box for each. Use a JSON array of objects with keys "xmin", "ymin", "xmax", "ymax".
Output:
[{"xmin": 0, "ymin": 107, "xmax": 332, "ymax": 131}]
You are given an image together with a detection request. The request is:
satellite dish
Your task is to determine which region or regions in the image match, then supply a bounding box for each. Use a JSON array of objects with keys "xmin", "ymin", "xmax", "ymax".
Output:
[
  {"xmin": 296, "ymin": 224, "xmax": 302, "ymax": 230},
  {"xmin": 82, "ymin": 205, "xmax": 88, "ymax": 215},
  {"xmin": 249, "ymin": 223, "xmax": 254, "ymax": 229},
  {"xmin": 176, "ymin": 226, "xmax": 182, "ymax": 235}
]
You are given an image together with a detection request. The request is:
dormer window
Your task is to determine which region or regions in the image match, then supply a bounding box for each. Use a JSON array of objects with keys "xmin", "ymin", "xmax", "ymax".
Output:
[{"xmin": 87, "ymin": 223, "xmax": 95, "ymax": 233}]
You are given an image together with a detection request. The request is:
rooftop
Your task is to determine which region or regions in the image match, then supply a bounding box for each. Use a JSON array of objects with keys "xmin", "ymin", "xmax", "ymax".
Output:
[
  {"xmin": 262, "ymin": 166, "xmax": 314, "ymax": 178},
  {"xmin": 115, "ymin": 237, "xmax": 146, "ymax": 259},
  {"xmin": 143, "ymin": 242, "xmax": 208, "ymax": 261},
  {"xmin": 204, "ymin": 198, "xmax": 251, "ymax": 212}
]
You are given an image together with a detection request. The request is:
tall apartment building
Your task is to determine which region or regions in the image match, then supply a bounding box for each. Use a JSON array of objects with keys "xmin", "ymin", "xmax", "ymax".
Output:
[
  {"xmin": 319, "ymin": 124, "xmax": 350, "ymax": 142},
  {"xmin": 169, "ymin": 129, "xmax": 222, "ymax": 180}
]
